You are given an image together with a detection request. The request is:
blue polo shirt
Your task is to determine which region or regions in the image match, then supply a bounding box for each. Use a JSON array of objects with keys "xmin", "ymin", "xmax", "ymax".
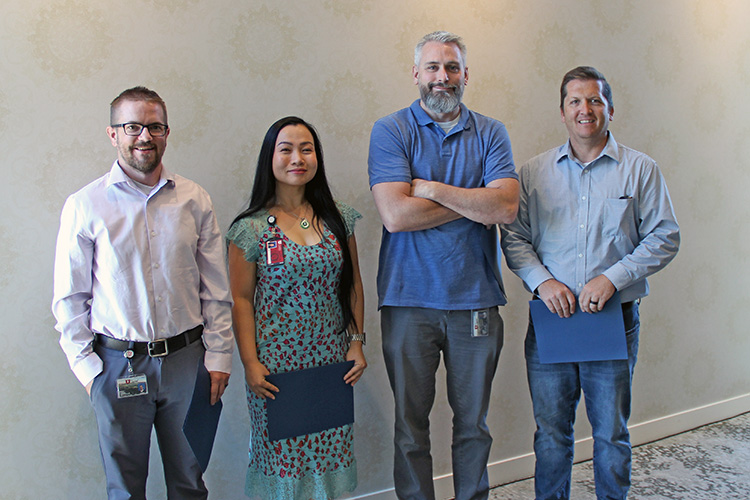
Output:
[{"xmin": 368, "ymin": 100, "xmax": 517, "ymax": 310}]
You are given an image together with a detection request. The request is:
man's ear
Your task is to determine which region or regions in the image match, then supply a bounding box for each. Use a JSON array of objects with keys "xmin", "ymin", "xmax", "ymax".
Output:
[{"xmin": 107, "ymin": 126, "xmax": 118, "ymax": 147}]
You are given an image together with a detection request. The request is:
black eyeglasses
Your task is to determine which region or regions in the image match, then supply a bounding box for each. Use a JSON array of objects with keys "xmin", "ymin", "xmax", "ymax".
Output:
[{"xmin": 111, "ymin": 122, "xmax": 169, "ymax": 137}]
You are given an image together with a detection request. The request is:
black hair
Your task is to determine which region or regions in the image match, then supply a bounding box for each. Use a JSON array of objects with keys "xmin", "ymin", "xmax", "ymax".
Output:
[{"xmin": 232, "ymin": 116, "xmax": 358, "ymax": 334}]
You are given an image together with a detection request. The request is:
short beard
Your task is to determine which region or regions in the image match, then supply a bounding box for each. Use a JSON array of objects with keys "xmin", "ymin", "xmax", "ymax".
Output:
[
  {"xmin": 121, "ymin": 142, "xmax": 161, "ymax": 174},
  {"xmin": 419, "ymin": 81, "xmax": 464, "ymax": 115}
]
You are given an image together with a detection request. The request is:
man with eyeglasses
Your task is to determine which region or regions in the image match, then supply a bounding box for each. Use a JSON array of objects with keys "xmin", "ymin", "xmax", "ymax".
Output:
[{"xmin": 52, "ymin": 87, "xmax": 233, "ymax": 499}]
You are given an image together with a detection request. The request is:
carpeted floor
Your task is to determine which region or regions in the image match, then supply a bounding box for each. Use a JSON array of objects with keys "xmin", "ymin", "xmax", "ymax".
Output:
[{"xmin": 489, "ymin": 412, "xmax": 750, "ymax": 499}]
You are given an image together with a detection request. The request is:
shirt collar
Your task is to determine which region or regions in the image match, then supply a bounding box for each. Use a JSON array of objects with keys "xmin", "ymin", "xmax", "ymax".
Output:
[
  {"xmin": 106, "ymin": 160, "xmax": 175, "ymax": 191},
  {"xmin": 556, "ymin": 132, "xmax": 620, "ymax": 166},
  {"xmin": 410, "ymin": 99, "xmax": 471, "ymax": 131}
]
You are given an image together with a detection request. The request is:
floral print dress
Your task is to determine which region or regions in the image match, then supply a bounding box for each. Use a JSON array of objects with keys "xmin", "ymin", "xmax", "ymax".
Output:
[{"xmin": 226, "ymin": 202, "xmax": 361, "ymax": 500}]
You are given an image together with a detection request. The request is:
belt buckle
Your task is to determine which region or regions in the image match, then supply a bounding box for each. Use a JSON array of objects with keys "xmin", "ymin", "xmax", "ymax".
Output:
[{"xmin": 147, "ymin": 339, "xmax": 169, "ymax": 357}]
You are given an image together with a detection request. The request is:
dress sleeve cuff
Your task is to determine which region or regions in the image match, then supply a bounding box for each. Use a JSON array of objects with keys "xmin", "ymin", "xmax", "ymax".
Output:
[
  {"xmin": 72, "ymin": 353, "xmax": 104, "ymax": 387},
  {"xmin": 603, "ymin": 264, "xmax": 629, "ymax": 292},
  {"xmin": 524, "ymin": 267, "xmax": 556, "ymax": 295},
  {"xmin": 203, "ymin": 350, "xmax": 233, "ymax": 374}
]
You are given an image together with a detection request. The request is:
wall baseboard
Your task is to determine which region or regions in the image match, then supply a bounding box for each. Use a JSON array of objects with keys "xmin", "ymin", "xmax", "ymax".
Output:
[{"xmin": 353, "ymin": 394, "xmax": 750, "ymax": 500}]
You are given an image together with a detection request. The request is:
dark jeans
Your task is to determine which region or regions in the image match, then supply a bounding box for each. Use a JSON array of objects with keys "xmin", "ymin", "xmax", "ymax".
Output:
[{"xmin": 525, "ymin": 302, "xmax": 640, "ymax": 500}]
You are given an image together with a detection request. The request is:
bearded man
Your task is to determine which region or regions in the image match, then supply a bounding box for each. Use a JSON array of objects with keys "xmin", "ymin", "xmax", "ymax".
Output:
[
  {"xmin": 52, "ymin": 87, "xmax": 233, "ymax": 499},
  {"xmin": 367, "ymin": 31, "xmax": 519, "ymax": 500}
]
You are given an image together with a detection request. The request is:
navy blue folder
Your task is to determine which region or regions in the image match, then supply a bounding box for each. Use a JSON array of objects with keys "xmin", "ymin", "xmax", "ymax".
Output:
[
  {"xmin": 265, "ymin": 360, "xmax": 355, "ymax": 441},
  {"xmin": 182, "ymin": 364, "xmax": 223, "ymax": 472},
  {"xmin": 529, "ymin": 292, "xmax": 627, "ymax": 364}
]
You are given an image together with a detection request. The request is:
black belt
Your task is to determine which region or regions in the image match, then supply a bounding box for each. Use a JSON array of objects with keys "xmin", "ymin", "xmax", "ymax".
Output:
[{"xmin": 95, "ymin": 325, "xmax": 203, "ymax": 357}]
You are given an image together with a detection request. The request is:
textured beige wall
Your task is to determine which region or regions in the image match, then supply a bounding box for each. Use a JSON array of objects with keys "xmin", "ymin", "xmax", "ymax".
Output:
[{"xmin": 2, "ymin": 0, "xmax": 749, "ymax": 498}]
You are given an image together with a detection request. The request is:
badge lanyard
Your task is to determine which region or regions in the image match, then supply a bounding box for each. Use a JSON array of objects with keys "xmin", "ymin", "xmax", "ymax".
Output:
[
  {"xmin": 116, "ymin": 342, "xmax": 149, "ymax": 399},
  {"xmin": 265, "ymin": 215, "xmax": 285, "ymax": 267}
]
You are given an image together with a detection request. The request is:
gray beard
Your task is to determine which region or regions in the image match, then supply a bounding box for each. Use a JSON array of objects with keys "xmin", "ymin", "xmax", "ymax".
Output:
[{"xmin": 420, "ymin": 84, "xmax": 463, "ymax": 115}]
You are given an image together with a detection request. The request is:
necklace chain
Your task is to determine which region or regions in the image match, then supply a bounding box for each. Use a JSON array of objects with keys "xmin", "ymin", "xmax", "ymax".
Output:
[{"xmin": 278, "ymin": 204, "xmax": 311, "ymax": 230}]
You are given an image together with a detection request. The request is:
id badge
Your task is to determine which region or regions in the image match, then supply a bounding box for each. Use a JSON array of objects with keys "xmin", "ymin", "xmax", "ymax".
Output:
[
  {"xmin": 471, "ymin": 308, "xmax": 490, "ymax": 337},
  {"xmin": 265, "ymin": 237, "xmax": 284, "ymax": 266},
  {"xmin": 116, "ymin": 373, "xmax": 148, "ymax": 398}
]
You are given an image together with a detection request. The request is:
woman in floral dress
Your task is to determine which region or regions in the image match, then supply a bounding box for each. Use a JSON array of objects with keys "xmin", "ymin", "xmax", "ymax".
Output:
[{"xmin": 227, "ymin": 116, "xmax": 367, "ymax": 499}]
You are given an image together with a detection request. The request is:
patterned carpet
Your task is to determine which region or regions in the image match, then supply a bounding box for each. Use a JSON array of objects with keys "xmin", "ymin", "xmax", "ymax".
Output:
[{"xmin": 490, "ymin": 412, "xmax": 750, "ymax": 499}]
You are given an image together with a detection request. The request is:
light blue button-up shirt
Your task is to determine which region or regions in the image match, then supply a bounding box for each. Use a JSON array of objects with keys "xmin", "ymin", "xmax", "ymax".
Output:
[{"xmin": 501, "ymin": 133, "xmax": 679, "ymax": 303}]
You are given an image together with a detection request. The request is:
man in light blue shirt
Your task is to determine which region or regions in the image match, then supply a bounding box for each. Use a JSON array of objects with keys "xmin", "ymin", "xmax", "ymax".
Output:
[
  {"xmin": 368, "ymin": 31, "xmax": 518, "ymax": 500},
  {"xmin": 501, "ymin": 67, "xmax": 679, "ymax": 499}
]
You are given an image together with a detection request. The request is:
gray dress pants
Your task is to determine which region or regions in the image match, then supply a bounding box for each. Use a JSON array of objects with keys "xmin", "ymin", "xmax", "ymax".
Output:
[
  {"xmin": 381, "ymin": 306, "xmax": 504, "ymax": 500},
  {"xmin": 90, "ymin": 339, "xmax": 206, "ymax": 500}
]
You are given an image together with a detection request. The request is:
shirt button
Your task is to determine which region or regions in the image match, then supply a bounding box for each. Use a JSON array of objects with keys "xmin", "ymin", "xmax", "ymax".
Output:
[
  {"xmin": 581, "ymin": 196, "xmax": 587, "ymax": 201},
  {"xmin": 151, "ymin": 230, "xmax": 157, "ymax": 237},
  {"xmin": 154, "ymin": 263, "xmax": 160, "ymax": 269},
  {"xmin": 157, "ymin": 296, "xmax": 163, "ymax": 302},
  {"xmin": 579, "ymin": 224, "xmax": 584, "ymax": 229},
  {"xmin": 578, "ymin": 254, "xmax": 583, "ymax": 258}
]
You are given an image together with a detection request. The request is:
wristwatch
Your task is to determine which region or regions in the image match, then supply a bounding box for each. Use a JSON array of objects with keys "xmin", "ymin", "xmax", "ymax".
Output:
[{"xmin": 347, "ymin": 331, "xmax": 366, "ymax": 345}]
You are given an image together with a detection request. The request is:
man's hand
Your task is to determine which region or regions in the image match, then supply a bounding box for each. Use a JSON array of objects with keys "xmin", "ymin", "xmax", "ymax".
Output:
[
  {"xmin": 579, "ymin": 275, "xmax": 616, "ymax": 313},
  {"xmin": 209, "ymin": 371, "xmax": 230, "ymax": 405},
  {"xmin": 537, "ymin": 279, "xmax": 577, "ymax": 318},
  {"xmin": 410, "ymin": 178, "xmax": 433, "ymax": 199}
]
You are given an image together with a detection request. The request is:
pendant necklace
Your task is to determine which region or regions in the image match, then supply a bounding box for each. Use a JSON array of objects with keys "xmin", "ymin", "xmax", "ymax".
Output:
[{"xmin": 279, "ymin": 204, "xmax": 311, "ymax": 230}]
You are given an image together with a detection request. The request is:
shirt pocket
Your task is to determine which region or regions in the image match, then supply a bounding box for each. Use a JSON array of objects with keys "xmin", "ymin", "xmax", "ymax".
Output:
[{"xmin": 602, "ymin": 198, "xmax": 637, "ymax": 238}]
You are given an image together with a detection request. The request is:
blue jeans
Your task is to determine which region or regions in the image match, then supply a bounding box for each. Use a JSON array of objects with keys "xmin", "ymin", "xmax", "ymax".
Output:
[
  {"xmin": 525, "ymin": 302, "xmax": 640, "ymax": 500},
  {"xmin": 381, "ymin": 306, "xmax": 504, "ymax": 500}
]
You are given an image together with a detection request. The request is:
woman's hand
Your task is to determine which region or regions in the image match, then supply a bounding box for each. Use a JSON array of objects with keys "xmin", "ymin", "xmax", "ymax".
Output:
[
  {"xmin": 245, "ymin": 360, "xmax": 279, "ymax": 399},
  {"xmin": 344, "ymin": 344, "xmax": 367, "ymax": 386}
]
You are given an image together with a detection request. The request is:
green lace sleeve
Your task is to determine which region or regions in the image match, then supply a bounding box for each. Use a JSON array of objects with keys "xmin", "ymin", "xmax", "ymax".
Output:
[
  {"xmin": 226, "ymin": 214, "xmax": 266, "ymax": 262},
  {"xmin": 335, "ymin": 201, "xmax": 362, "ymax": 237}
]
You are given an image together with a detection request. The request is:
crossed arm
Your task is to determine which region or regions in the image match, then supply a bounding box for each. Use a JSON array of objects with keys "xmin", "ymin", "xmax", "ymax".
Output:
[{"xmin": 372, "ymin": 177, "xmax": 519, "ymax": 233}]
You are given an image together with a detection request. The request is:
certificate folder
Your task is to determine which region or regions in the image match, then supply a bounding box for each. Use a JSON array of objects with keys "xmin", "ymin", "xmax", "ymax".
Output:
[
  {"xmin": 182, "ymin": 365, "xmax": 223, "ymax": 472},
  {"xmin": 265, "ymin": 360, "xmax": 355, "ymax": 441},
  {"xmin": 529, "ymin": 292, "xmax": 627, "ymax": 364}
]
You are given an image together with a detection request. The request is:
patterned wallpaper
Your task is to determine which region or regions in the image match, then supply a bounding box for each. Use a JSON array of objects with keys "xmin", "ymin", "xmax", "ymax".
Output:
[{"xmin": 1, "ymin": 0, "xmax": 749, "ymax": 498}]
